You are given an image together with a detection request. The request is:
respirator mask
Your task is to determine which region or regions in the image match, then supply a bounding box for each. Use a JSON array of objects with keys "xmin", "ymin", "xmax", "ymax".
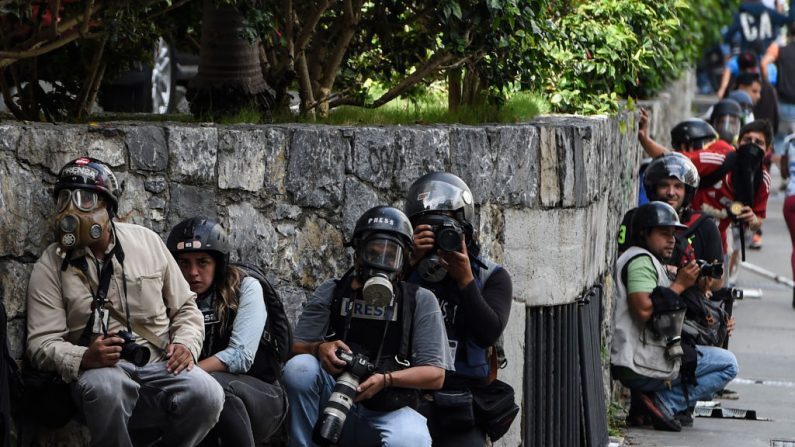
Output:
[
  {"xmin": 53, "ymin": 189, "xmax": 109, "ymax": 250},
  {"xmin": 356, "ymin": 235, "xmax": 405, "ymax": 308}
]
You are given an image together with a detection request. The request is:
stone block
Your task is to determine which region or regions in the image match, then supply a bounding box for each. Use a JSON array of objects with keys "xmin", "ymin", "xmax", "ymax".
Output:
[
  {"xmin": 342, "ymin": 177, "xmax": 381, "ymax": 241},
  {"xmin": 275, "ymin": 283, "xmax": 308, "ymax": 327},
  {"xmin": 0, "ymin": 154, "xmax": 53, "ymax": 257},
  {"xmin": 537, "ymin": 126, "xmax": 560, "ymax": 207},
  {"xmin": 6, "ymin": 317, "xmax": 24, "ymax": 360},
  {"xmin": 0, "ymin": 260, "xmax": 32, "ymax": 319},
  {"xmin": 218, "ymin": 127, "xmax": 287, "ymax": 193},
  {"xmin": 291, "ymin": 215, "xmax": 346, "ymax": 290},
  {"xmin": 489, "ymin": 125, "xmax": 539, "ymax": 207},
  {"xmin": 115, "ymin": 172, "xmax": 154, "ymax": 228},
  {"xmin": 477, "ymin": 203, "xmax": 505, "ymax": 264},
  {"xmin": 286, "ymin": 127, "xmax": 346, "ymax": 208},
  {"xmin": 83, "ymin": 127, "xmax": 126, "ymax": 167},
  {"xmin": 0, "ymin": 124, "xmax": 21, "ymax": 152},
  {"xmin": 350, "ymin": 127, "xmax": 398, "ymax": 190},
  {"xmin": 226, "ymin": 202, "xmax": 279, "ymax": 270},
  {"xmin": 493, "ymin": 301, "xmax": 526, "ymax": 447},
  {"xmin": 166, "ymin": 183, "xmax": 217, "ymax": 229},
  {"xmin": 167, "ymin": 126, "xmax": 218, "ymax": 184},
  {"xmin": 504, "ymin": 206, "xmax": 597, "ymax": 306},
  {"xmin": 393, "ymin": 127, "xmax": 450, "ymax": 192},
  {"xmin": 450, "ymin": 126, "xmax": 493, "ymax": 202},
  {"xmin": 127, "ymin": 126, "xmax": 168, "ymax": 172},
  {"xmin": 17, "ymin": 124, "xmax": 88, "ymax": 174},
  {"xmin": 144, "ymin": 176, "xmax": 168, "ymax": 194}
]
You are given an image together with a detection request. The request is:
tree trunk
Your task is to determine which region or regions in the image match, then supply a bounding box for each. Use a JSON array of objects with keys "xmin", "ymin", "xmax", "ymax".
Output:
[
  {"xmin": 187, "ymin": 0, "xmax": 274, "ymax": 121},
  {"xmin": 448, "ymin": 67, "xmax": 462, "ymax": 111}
]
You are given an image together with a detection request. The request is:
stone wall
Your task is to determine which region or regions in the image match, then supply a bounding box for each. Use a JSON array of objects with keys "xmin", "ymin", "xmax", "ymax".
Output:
[{"xmin": 0, "ymin": 114, "xmax": 641, "ymax": 445}]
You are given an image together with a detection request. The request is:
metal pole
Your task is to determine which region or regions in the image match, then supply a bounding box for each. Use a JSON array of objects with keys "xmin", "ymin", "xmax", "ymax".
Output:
[{"xmin": 740, "ymin": 262, "xmax": 795, "ymax": 289}]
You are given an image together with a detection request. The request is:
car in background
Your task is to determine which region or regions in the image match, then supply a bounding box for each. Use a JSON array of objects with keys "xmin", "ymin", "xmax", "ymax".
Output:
[{"xmin": 98, "ymin": 38, "xmax": 198, "ymax": 114}]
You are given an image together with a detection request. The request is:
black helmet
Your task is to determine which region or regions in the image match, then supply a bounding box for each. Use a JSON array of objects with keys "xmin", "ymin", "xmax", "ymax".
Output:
[
  {"xmin": 55, "ymin": 157, "xmax": 121, "ymax": 214},
  {"xmin": 630, "ymin": 201, "xmax": 687, "ymax": 246},
  {"xmin": 710, "ymin": 99, "xmax": 742, "ymax": 121},
  {"xmin": 351, "ymin": 206, "xmax": 413, "ymax": 250},
  {"xmin": 167, "ymin": 217, "xmax": 231, "ymax": 285},
  {"xmin": 670, "ymin": 118, "xmax": 717, "ymax": 150},
  {"xmin": 404, "ymin": 172, "xmax": 475, "ymax": 225},
  {"xmin": 643, "ymin": 153, "xmax": 700, "ymax": 209}
]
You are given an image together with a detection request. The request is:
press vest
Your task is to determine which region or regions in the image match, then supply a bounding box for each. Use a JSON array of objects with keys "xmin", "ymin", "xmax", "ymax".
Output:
[
  {"xmin": 409, "ymin": 258, "xmax": 499, "ymax": 379},
  {"xmin": 327, "ymin": 274, "xmax": 417, "ymax": 365},
  {"xmin": 610, "ymin": 247, "xmax": 681, "ymax": 380}
]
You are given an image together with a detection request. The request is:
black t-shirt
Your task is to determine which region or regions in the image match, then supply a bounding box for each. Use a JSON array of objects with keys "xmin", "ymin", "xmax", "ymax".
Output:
[{"xmin": 617, "ymin": 208, "xmax": 723, "ymax": 266}]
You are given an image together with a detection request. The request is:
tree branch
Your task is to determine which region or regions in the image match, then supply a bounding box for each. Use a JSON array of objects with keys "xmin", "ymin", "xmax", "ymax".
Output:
[
  {"xmin": 49, "ymin": 0, "xmax": 62, "ymax": 38},
  {"xmin": 0, "ymin": 30, "xmax": 81, "ymax": 68},
  {"xmin": 295, "ymin": 0, "xmax": 333, "ymax": 52},
  {"xmin": 74, "ymin": 35, "xmax": 107, "ymax": 119},
  {"xmin": 368, "ymin": 50, "xmax": 457, "ymax": 108},
  {"xmin": 317, "ymin": 0, "xmax": 362, "ymax": 92}
]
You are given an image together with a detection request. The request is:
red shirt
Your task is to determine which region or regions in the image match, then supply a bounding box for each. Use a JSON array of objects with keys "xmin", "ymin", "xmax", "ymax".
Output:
[
  {"xmin": 681, "ymin": 140, "xmax": 735, "ymax": 178},
  {"xmin": 691, "ymin": 169, "xmax": 771, "ymax": 251}
]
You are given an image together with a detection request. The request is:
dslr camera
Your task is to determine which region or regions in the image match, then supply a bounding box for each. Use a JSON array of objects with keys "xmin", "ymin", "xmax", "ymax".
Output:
[
  {"xmin": 696, "ymin": 260, "xmax": 724, "ymax": 279},
  {"xmin": 313, "ymin": 348, "xmax": 375, "ymax": 445},
  {"xmin": 416, "ymin": 214, "xmax": 464, "ymax": 252},
  {"xmin": 116, "ymin": 330, "xmax": 150, "ymax": 367}
]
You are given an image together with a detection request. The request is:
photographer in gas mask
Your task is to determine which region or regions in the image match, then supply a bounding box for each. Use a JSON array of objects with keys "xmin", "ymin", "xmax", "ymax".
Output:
[
  {"xmin": 611, "ymin": 202, "xmax": 738, "ymax": 432},
  {"xmin": 281, "ymin": 206, "xmax": 451, "ymax": 447},
  {"xmin": 26, "ymin": 157, "xmax": 223, "ymax": 447},
  {"xmin": 404, "ymin": 172, "xmax": 514, "ymax": 447}
]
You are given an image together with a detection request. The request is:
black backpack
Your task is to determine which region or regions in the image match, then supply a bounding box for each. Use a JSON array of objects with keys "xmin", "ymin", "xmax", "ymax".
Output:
[{"xmin": 233, "ymin": 263, "xmax": 293, "ymax": 383}]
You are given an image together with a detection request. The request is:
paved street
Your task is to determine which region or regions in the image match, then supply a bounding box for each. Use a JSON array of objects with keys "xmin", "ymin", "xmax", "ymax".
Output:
[{"xmin": 625, "ymin": 172, "xmax": 795, "ymax": 446}]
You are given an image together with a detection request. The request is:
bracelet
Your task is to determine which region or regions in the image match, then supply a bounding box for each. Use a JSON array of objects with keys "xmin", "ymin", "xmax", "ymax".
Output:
[
  {"xmin": 313, "ymin": 341, "xmax": 324, "ymax": 358},
  {"xmin": 386, "ymin": 371, "xmax": 394, "ymax": 388},
  {"xmin": 382, "ymin": 373, "xmax": 387, "ymax": 388}
]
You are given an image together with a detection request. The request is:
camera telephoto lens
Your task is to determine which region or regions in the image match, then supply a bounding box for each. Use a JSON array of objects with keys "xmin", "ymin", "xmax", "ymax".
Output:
[{"xmin": 312, "ymin": 372, "xmax": 359, "ymax": 445}]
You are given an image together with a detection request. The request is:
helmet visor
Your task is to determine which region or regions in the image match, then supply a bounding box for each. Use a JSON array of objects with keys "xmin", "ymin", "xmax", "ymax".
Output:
[
  {"xmin": 715, "ymin": 115, "xmax": 741, "ymax": 139},
  {"xmin": 410, "ymin": 180, "xmax": 470, "ymax": 216},
  {"xmin": 56, "ymin": 189, "xmax": 100, "ymax": 212},
  {"xmin": 361, "ymin": 237, "xmax": 404, "ymax": 271}
]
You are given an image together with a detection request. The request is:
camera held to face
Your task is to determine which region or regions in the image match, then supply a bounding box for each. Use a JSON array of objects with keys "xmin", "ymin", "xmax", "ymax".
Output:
[
  {"xmin": 116, "ymin": 330, "xmax": 150, "ymax": 367},
  {"xmin": 696, "ymin": 259, "xmax": 724, "ymax": 279},
  {"xmin": 416, "ymin": 215, "xmax": 464, "ymax": 252},
  {"xmin": 312, "ymin": 348, "xmax": 376, "ymax": 446}
]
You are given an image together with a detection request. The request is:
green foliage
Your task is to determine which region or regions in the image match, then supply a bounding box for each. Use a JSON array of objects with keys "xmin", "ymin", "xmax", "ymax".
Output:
[{"xmin": 534, "ymin": 0, "xmax": 739, "ymax": 114}]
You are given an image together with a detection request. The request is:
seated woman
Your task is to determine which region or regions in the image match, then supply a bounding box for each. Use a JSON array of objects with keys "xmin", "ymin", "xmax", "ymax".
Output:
[{"xmin": 167, "ymin": 217, "xmax": 286, "ymax": 447}]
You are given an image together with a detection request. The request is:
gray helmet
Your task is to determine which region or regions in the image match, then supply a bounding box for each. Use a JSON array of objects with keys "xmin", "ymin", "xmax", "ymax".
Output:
[
  {"xmin": 643, "ymin": 153, "xmax": 700, "ymax": 209},
  {"xmin": 404, "ymin": 172, "xmax": 475, "ymax": 225}
]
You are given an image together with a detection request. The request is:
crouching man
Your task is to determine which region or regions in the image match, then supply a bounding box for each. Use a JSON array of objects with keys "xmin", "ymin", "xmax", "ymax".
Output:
[{"xmin": 611, "ymin": 201, "xmax": 738, "ymax": 432}]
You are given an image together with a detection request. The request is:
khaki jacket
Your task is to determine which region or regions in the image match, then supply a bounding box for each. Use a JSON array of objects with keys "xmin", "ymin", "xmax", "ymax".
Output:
[{"xmin": 26, "ymin": 222, "xmax": 204, "ymax": 382}]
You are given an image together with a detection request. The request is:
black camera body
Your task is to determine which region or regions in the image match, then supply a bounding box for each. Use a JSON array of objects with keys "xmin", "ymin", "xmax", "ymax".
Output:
[
  {"xmin": 313, "ymin": 348, "xmax": 375, "ymax": 446},
  {"xmin": 416, "ymin": 214, "xmax": 464, "ymax": 252},
  {"xmin": 696, "ymin": 259, "xmax": 724, "ymax": 279},
  {"xmin": 117, "ymin": 330, "xmax": 150, "ymax": 367}
]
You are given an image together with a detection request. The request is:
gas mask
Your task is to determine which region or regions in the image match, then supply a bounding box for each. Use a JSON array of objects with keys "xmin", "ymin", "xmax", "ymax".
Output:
[
  {"xmin": 733, "ymin": 142, "xmax": 765, "ymax": 207},
  {"xmin": 650, "ymin": 308, "xmax": 686, "ymax": 360},
  {"xmin": 53, "ymin": 189, "xmax": 109, "ymax": 250},
  {"xmin": 356, "ymin": 235, "xmax": 405, "ymax": 308}
]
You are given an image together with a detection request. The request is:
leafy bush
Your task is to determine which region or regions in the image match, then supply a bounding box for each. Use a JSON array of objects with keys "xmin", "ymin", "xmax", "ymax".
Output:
[{"xmin": 535, "ymin": 0, "xmax": 738, "ymax": 114}]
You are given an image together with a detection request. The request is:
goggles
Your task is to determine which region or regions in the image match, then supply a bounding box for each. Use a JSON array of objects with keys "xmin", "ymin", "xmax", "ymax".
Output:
[
  {"xmin": 55, "ymin": 189, "xmax": 101, "ymax": 212},
  {"xmin": 361, "ymin": 237, "xmax": 403, "ymax": 272}
]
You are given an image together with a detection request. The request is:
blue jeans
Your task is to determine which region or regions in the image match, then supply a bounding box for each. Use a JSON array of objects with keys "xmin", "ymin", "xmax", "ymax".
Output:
[
  {"xmin": 621, "ymin": 346, "xmax": 738, "ymax": 414},
  {"xmin": 775, "ymin": 102, "xmax": 795, "ymax": 155},
  {"xmin": 281, "ymin": 354, "xmax": 431, "ymax": 447},
  {"xmin": 71, "ymin": 360, "xmax": 225, "ymax": 447}
]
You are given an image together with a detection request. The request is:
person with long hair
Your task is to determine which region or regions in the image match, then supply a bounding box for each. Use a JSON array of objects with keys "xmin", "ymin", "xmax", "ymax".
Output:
[{"xmin": 167, "ymin": 217, "xmax": 286, "ymax": 447}]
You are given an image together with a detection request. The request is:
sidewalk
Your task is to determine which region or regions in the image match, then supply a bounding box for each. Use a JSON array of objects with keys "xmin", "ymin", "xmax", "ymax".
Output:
[{"xmin": 623, "ymin": 184, "xmax": 795, "ymax": 446}]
